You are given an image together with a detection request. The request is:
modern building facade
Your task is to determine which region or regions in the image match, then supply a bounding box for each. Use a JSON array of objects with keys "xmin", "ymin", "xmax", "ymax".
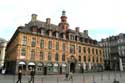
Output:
[
  {"xmin": 5, "ymin": 11, "xmax": 104, "ymax": 75},
  {"xmin": 99, "ymin": 33, "xmax": 125, "ymax": 71},
  {"xmin": 0, "ymin": 38, "xmax": 7, "ymax": 70}
]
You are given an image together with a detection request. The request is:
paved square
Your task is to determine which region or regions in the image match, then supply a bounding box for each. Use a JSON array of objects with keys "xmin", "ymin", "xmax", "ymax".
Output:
[{"xmin": 0, "ymin": 71, "xmax": 125, "ymax": 83}]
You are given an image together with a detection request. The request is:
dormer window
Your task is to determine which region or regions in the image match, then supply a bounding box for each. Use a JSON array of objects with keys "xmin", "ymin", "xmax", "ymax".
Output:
[
  {"xmin": 31, "ymin": 26, "xmax": 37, "ymax": 33},
  {"xmin": 39, "ymin": 28, "xmax": 44, "ymax": 35},
  {"xmin": 56, "ymin": 32, "xmax": 59, "ymax": 38},
  {"xmin": 75, "ymin": 35, "xmax": 79, "ymax": 41},
  {"xmin": 63, "ymin": 33, "xmax": 66, "ymax": 39},
  {"xmin": 48, "ymin": 30, "xmax": 52, "ymax": 37},
  {"xmin": 70, "ymin": 35, "xmax": 74, "ymax": 40}
]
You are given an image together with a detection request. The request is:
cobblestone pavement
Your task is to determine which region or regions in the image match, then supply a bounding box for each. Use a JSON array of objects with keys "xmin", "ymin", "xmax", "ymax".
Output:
[{"xmin": 0, "ymin": 71, "xmax": 125, "ymax": 83}]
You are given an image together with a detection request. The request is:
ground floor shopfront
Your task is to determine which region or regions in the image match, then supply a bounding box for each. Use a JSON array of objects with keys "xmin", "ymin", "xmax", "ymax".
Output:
[{"xmin": 5, "ymin": 60, "xmax": 104, "ymax": 75}]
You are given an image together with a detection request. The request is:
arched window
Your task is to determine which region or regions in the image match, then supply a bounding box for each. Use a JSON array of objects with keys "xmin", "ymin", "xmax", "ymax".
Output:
[
  {"xmin": 48, "ymin": 52, "xmax": 51, "ymax": 61},
  {"xmin": 62, "ymin": 53, "xmax": 65, "ymax": 61},
  {"xmin": 55, "ymin": 53, "xmax": 59, "ymax": 61}
]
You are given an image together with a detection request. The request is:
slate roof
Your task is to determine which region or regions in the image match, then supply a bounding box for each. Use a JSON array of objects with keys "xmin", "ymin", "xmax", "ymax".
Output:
[{"xmin": 17, "ymin": 19, "xmax": 95, "ymax": 41}]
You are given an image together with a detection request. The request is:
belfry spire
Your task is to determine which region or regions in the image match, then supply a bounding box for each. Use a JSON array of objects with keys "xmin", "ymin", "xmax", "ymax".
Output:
[{"xmin": 58, "ymin": 11, "xmax": 69, "ymax": 31}]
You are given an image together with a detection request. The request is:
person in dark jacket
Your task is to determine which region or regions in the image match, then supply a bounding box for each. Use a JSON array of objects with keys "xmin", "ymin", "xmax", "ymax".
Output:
[
  {"xmin": 65, "ymin": 72, "xmax": 69, "ymax": 80},
  {"xmin": 16, "ymin": 69, "xmax": 22, "ymax": 83},
  {"xmin": 29, "ymin": 68, "xmax": 35, "ymax": 83}
]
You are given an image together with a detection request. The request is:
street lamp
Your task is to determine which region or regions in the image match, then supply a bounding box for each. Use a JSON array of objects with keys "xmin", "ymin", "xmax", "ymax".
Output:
[{"xmin": 113, "ymin": 56, "xmax": 120, "ymax": 83}]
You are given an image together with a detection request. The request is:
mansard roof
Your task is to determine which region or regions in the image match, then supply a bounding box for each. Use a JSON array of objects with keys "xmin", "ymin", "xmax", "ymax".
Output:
[{"xmin": 17, "ymin": 19, "xmax": 94, "ymax": 41}]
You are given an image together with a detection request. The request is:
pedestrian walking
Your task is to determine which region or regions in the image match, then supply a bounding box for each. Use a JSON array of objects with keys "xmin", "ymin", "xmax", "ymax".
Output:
[
  {"xmin": 16, "ymin": 69, "xmax": 22, "ymax": 83},
  {"xmin": 29, "ymin": 68, "xmax": 35, "ymax": 83},
  {"xmin": 65, "ymin": 72, "xmax": 69, "ymax": 80},
  {"xmin": 69, "ymin": 72, "xmax": 73, "ymax": 80}
]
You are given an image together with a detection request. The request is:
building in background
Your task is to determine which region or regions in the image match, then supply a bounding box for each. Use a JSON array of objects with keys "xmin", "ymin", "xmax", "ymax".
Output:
[
  {"xmin": 99, "ymin": 33, "xmax": 125, "ymax": 71},
  {"xmin": 5, "ymin": 11, "xmax": 104, "ymax": 75},
  {"xmin": 0, "ymin": 38, "xmax": 7, "ymax": 70}
]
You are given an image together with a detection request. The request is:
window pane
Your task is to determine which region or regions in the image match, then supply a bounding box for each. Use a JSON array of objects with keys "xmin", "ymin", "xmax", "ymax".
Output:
[
  {"xmin": 48, "ymin": 52, "xmax": 51, "ymax": 61},
  {"xmin": 40, "ymin": 52, "xmax": 44, "ymax": 60},
  {"xmin": 21, "ymin": 49, "xmax": 26, "ymax": 56},
  {"xmin": 70, "ymin": 45, "xmax": 75, "ymax": 54},
  {"xmin": 31, "ymin": 50, "xmax": 35, "ymax": 60},
  {"xmin": 55, "ymin": 53, "xmax": 59, "ymax": 61},
  {"xmin": 62, "ymin": 43, "xmax": 65, "ymax": 51},
  {"xmin": 22, "ymin": 36, "xmax": 27, "ymax": 45},
  {"xmin": 62, "ymin": 54, "xmax": 65, "ymax": 61},
  {"xmin": 84, "ymin": 56, "xmax": 86, "ymax": 62},
  {"xmin": 56, "ymin": 42, "xmax": 59, "ymax": 50},
  {"xmin": 40, "ymin": 39, "xmax": 44, "ymax": 48},
  {"xmin": 88, "ymin": 48, "xmax": 90, "ymax": 54},
  {"xmin": 31, "ymin": 38, "xmax": 36, "ymax": 47},
  {"xmin": 48, "ymin": 41, "xmax": 52, "ymax": 49},
  {"xmin": 83, "ymin": 47, "xmax": 86, "ymax": 53},
  {"xmin": 79, "ymin": 46, "xmax": 81, "ymax": 53},
  {"xmin": 96, "ymin": 49, "xmax": 98, "ymax": 55},
  {"xmin": 78, "ymin": 56, "xmax": 81, "ymax": 62}
]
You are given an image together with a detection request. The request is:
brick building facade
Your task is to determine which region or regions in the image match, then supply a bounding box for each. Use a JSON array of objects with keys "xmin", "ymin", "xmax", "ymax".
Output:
[{"xmin": 5, "ymin": 11, "xmax": 104, "ymax": 74}]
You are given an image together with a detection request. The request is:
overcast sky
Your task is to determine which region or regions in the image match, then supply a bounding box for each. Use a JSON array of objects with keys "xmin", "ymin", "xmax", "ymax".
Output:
[{"xmin": 0, "ymin": 0, "xmax": 125, "ymax": 41}]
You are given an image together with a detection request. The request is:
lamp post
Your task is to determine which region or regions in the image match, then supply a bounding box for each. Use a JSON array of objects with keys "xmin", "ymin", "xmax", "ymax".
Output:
[{"xmin": 113, "ymin": 56, "xmax": 120, "ymax": 83}]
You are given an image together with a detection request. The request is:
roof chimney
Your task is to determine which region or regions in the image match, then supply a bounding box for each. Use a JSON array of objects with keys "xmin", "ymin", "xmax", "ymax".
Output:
[
  {"xmin": 75, "ymin": 27, "xmax": 79, "ymax": 32},
  {"xmin": 31, "ymin": 14, "xmax": 37, "ymax": 21},
  {"xmin": 46, "ymin": 18, "xmax": 51, "ymax": 25},
  {"xmin": 84, "ymin": 30, "xmax": 88, "ymax": 38}
]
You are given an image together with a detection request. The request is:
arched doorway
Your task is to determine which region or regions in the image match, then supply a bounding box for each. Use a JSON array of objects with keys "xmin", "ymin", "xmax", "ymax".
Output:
[
  {"xmin": 70, "ymin": 62, "xmax": 75, "ymax": 73},
  {"xmin": 68, "ymin": 55, "xmax": 77, "ymax": 73}
]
